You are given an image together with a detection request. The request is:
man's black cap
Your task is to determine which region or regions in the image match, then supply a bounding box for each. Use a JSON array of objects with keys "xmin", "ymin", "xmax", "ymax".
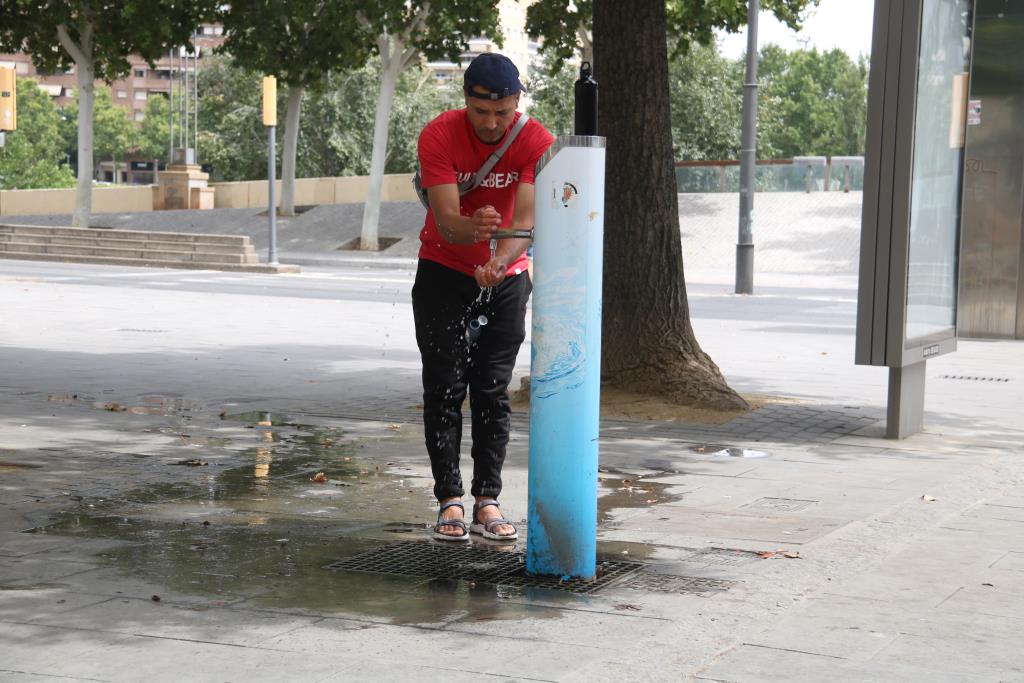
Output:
[{"xmin": 463, "ymin": 53, "xmax": 526, "ymax": 100}]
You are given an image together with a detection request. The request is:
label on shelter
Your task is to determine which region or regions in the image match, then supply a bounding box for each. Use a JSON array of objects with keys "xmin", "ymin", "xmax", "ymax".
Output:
[{"xmin": 967, "ymin": 100, "xmax": 982, "ymax": 126}]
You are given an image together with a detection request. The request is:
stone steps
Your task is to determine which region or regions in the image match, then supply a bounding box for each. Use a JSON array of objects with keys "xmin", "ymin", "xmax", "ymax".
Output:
[{"xmin": 0, "ymin": 224, "xmax": 298, "ymax": 273}]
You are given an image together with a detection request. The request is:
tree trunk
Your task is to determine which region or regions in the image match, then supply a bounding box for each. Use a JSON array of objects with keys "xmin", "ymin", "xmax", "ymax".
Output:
[
  {"xmin": 59, "ymin": 24, "xmax": 94, "ymax": 228},
  {"xmin": 593, "ymin": 0, "xmax": 748, "ymax": 411},
  {"xmin": 279, "ymin": 82, "xmax": 304, "ymax": 217},
  {"xmin": 359, "ymin": 45, "xmax": 404, "ymax": 251}
]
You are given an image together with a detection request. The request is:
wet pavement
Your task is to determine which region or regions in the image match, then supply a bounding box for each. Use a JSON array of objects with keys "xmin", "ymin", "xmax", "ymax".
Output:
[{"xmin": 1, "ymin": 259, "xmax": 1023, "ymax": 682}]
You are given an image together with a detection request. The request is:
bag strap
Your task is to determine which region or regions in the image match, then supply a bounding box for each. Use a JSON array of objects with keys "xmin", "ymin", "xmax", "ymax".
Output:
[{"xmin": 457, "ymin": 113, "xmax": 530, "ymax": 196}]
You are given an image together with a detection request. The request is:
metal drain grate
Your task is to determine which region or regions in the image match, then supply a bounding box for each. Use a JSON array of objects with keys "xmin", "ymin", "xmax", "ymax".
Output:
[
  {"xmin": 325, "ymin": 541, "xmax": 644, "ymax": 594},
  {"xmin": 620, "ymin": 573, "xmax": 734, "ymax": 595},
  {"xmin": 940, "ymin": 375, "xmax": 1011, "ymax": 383},
  {"xmin": 743, "ymin": 497, "xmax": 818, "ymax": 512}
]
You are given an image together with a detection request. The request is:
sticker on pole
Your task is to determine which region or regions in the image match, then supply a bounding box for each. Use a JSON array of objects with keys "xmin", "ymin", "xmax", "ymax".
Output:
[
  {"xmin": 552, "ymin": 181, "xmax": 579, "ymax": 209},
  {"xmin": 967, "ymin": 99, "xmax": 981, "ymax": 126}
]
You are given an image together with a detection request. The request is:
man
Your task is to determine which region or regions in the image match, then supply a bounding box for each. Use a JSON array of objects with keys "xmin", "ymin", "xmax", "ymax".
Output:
[{"xmin": 413, "ymin": 53, "xmax": 553, "ymax": 541}]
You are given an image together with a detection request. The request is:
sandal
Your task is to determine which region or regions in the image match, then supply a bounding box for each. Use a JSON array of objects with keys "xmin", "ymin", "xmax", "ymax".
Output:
[
  {"xmin": 470, "ymin": 499, "xmax": 518, "ymax": 541},
  {"xmin": 433, "ymin": 500, "xmax": 469, "ymax": 541}
]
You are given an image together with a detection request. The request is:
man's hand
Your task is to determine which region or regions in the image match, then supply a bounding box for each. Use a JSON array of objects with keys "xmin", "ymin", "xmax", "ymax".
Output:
[
  {"xmin": 475, "ymin": 256, "xmax": 508, "ymax": 288},
  {"xmin": 471, "ymin": 205, "xmax": 501, "ymax": 242}
]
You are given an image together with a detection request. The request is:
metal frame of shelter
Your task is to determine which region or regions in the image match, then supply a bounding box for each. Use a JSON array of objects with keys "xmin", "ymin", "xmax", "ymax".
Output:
[{"xmin": 856, "ymin": 0, "xmax": 975, "ymax": 438}]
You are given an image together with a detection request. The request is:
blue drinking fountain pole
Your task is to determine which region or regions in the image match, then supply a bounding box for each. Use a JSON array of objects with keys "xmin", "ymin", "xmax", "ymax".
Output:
[{"xmin": 526, "ymin": 62, "xmax": 605, "ymax": 580}]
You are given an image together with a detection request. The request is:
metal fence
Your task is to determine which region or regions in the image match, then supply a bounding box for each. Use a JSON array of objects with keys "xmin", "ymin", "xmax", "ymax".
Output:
[{"xmin": 676, "ymin": 157, "xmax": 866, "ymax": 193}]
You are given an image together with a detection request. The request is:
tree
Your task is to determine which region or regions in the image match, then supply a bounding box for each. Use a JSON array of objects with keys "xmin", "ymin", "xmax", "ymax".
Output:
[
  {"xmin": 528, "ymin": 39, "xmax": 748, "ymax": 160},
  {"xmin": 194, "ymin": 54, "xmax": 274, "ymax": 183},
  {"xmin": 92, "ymin": 87, "xmax": 138, "ymax": 183},
  {"xmin": 526, "ymin": 50, "xmax": 575, "ymax": 137},
  {"xmin": 757, "ymin": 44, "xmax": 868, "ymax": 157},
  {"xmin": 137, "ymin": 93, "xmax": 170, "ymax": 164},
  {"xmin": 218, "ymin": 0, "xmax": 370, "ymax": 216},
  {"xmin": 0, "ymin": 1, "xmax": 217, "ymax": 226},
  {"xmin": 59, "ymin": 86, "xmax": 138, "ymax": 183},
  {"xmin": 0, "ymin": 78, "xmax": 75, "ymax": 190},
  {"xmin": 529, "ymin": 0, "xmax": 815, "ymax": 410},
  {"xmin": 297, "ymin": 58, "xmax": 461, "ymax": 178},
  {"xmin": 668, "ymin": 43, "xmax": 745, "ymax": 160},
  {"xmin": 356, "ymin": 1, "xmax": 502, "ymax": 251}
]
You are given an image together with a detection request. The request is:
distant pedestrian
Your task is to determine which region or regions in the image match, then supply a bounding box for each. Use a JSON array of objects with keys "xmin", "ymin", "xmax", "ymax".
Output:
[{"xmin": 412, "ymin": 53, "xmax": 553, "ymax": 541}]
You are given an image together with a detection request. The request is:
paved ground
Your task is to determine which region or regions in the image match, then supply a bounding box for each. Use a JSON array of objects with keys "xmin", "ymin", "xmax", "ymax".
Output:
[
  {"xmin": 0, "ymin": 252, "xmax": 1022, "ymax": 682},
  {"xmin": 6, "ymin": 191, "xmax": 864, "ymax": 274}
]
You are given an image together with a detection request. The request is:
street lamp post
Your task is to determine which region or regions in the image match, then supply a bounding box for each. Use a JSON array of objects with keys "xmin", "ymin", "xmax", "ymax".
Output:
[
  {"xmin": 262, "ymin": 75, "xmax": 278, "ymax": 266},
  {"xmin": 736, "ymin": 0, "xmax": 759, "ymax": 295}
]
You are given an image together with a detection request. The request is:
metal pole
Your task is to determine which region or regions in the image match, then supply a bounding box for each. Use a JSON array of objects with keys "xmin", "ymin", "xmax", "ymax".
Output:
[
  {"xmin": 168, "ymin": 49, "xmax": 173, "ymax": 164},
  {"xmin": 184, "ymin": 47, "xmax": 190, "ymax": 160},
  {"xmin": 735, "ymin": 0, "xmax": 759, "ymax": 295},
  {"xmin": 178, "ymin": 49, "xmax": 183, "ymax": 149},
  {"xmin": 268, "ymin": 125, "xmax": 278, "ymax": 265},
  {"xmin": 193, "ymin": 32, "xmax": 199, "ymax": 158},
  {"xmin": 526, "ymin": 137, "xmax": 606, "ymax": 580}
]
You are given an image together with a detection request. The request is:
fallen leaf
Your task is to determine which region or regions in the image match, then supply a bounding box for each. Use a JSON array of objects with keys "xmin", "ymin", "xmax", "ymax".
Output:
[
  {"xmin": 174, "ymin": 459, "xmax": 208, "ymax": 467},
  {"xmin": 613, "ymin": 603, "xmax": 642, "ymax": 611},
  {"xmin": 921, "ymin": 494, "xmax": 937, "ymax": 502},
  {"xmin": 312, "ymin": 472, "xmax": 328, "ymax": 483},
  {"xmin": 387, "ymin": 423, "xmax": 401, "ymax": 431},
  {"xmin": 104, "ymin": 403, "xmax": 126, "ymax": 412},
  {"xmin": 756, "ymin": 549, "xmax": 801, "ymax": 560}
]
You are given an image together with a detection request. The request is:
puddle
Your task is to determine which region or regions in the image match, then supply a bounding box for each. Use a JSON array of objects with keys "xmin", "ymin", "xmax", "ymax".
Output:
[
  {"xmin": 24, "ymin": 422, "xmax": 575, "ymax": 624},
  {"xmin": 597, "ymin": 473, "xmax": 685, "ymax": 563},
  {"xmin": 46, "ymin": 392, "xmax": 202, "ymax": 416},
  {"xmin": 690, "ymin": 444, "xmax": 771, "ymax": 459},
  {"xmin": 0, "ymin": 461, "xmax": 43, "ymax": 472}
]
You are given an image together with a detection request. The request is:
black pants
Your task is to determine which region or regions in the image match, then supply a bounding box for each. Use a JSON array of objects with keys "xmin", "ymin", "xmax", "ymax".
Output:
[{"xmin": 412, "ymin": 259, "xmax": 531, "ymax": 501}]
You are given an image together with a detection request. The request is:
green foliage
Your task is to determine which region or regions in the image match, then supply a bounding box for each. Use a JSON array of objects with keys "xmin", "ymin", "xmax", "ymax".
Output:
[
  {"xmin": 196, "ymin": 54, "xmax": 459, "ymax": 182},
  {"xmin": 0, "ymin": 78, "xmax": 75, "ymax": 189},
  {"xmin": 669, "ymin": 43, "xmax": 744, "ymax": 160},
  {"xmin": 218, "ymin": 0, "xmax": 370, "ymax": 88},
  {"xmin": 92, "ymin": 87, "xmax": 137, "ymax": 164},
  {"xmin": 60, "ymin": 86, "xmax": 138, "ymax": 169},
  {"xmin": 194, "ymin": 54, "xmax": 270, "ymax": 182},
  {"xmin": 757, "ymin": 44, "xmax": 868, "ymax": 156},
  {"xmin": 526, "ymin": 0, "xmax": 819, "ymax": 70},
  {"xmin": 137, "ymin": 93, "xmax": 170, "ymax": 162},
  {"xmin": 357, "ymin": 0, "xmax": 503, "ymax": 64},
  {"xmin": 0, "ymin": 1, "xmax": 219, "ymax": 81},
  {"xmin": 527, "ymin": 41, "xmax": 747, "ymax": 160},
  {"xmin": 298, "ymin": 60, "xmax": 460, "ymax": 177},
  {"xmin": 526, "ymin": 50, "xmax": 575, "ymax": 137}
]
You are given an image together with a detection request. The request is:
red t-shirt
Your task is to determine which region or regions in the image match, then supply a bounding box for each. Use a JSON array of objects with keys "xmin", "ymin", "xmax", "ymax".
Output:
[{"xmin": 417, "ymin": 109, "xmax": 554, "ymax": 277}]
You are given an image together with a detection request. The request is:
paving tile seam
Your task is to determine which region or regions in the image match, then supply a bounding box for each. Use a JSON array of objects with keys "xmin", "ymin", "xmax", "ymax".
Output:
[
  {"xmin": 0, "ymin": 667, "xmax": 115, "ymax": 682},
  {"xmin": 676, "ymin": 452, "xmax": 1024, "ymax": 677}
]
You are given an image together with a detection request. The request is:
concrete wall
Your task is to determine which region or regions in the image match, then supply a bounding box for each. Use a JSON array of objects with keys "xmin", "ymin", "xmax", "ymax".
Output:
[
  {"xmin": 209, "ymin": 174, "xmax": 418, "ymax": 209},
  {"xmin": 0, "ymin": 185, "xmax": 154, "ymax": 216},
  {"xmin": 0, "ymin": 174, "xmax": 419, "ymax": 216}
]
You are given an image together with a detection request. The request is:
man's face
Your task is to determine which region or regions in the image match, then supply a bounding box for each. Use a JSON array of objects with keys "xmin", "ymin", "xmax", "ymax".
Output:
[{"xmin": 465, "ymin": 86, "xmax": 520, "ymax": 144}]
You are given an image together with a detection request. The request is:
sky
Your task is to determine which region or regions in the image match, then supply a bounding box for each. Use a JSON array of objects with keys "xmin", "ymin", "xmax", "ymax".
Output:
[{"xmin": 716, "ymin": 0, "xmax": 876, "ymax": 60}]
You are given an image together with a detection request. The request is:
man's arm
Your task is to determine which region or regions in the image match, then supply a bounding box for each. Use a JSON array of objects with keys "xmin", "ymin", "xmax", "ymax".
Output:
[{"xmin": 427, "ymin": 183, "xmax": 501, "ymax": 245}]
